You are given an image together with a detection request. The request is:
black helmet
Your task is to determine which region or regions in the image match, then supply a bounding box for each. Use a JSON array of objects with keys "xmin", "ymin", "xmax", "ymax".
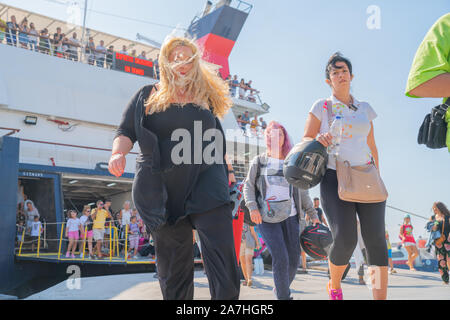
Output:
[
  {"xmin": 300, "ymin": 224, "xmax": 333, "ymax": 260},
  {"xmin": 283, "ymin": 139, "xmax": 328, "ymax": 190}
]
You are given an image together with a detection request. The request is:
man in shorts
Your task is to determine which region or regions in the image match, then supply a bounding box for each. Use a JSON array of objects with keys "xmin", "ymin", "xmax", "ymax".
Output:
[{"xmin": 91, "ymin": 200, "xmax": 111, "ymax": 259}]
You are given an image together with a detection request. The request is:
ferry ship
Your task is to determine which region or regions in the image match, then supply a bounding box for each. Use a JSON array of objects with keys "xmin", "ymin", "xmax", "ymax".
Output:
[{"xmin": 0, "ymin": 0, "xmax": 269, "ymax": 297}]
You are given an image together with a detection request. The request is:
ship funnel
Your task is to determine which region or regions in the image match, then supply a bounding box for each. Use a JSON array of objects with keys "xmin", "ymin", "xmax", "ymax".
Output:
[{"xmin": 188, "ymin": 1, "xmax": 252, "ymax": 79}]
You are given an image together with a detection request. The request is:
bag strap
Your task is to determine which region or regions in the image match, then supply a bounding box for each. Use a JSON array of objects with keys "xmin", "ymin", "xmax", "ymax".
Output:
[{"xmin": 324, "ymin": 99, "xmax": 333, "ymax": 129}]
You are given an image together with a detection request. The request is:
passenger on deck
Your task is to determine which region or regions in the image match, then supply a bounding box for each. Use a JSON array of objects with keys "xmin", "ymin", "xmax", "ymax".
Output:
[
  {"xmin": 28, "ymin": 23, "xmax": 38, "ymax": 52},
  {"xmin": 119, "ymin": 45, "xmax": 128, "ymax": 55},
  {"xmin": 231, "ymin": 75, "xmax": 239, "ymax": 98},
  {"xmin": 65, "ymin": 210, "xmax": 83, "ymax": 259},
  {"xmin": 86, "ymin": 37, "xmax": 96, "ymax": 65},
  {"xmin": 137, "ymin": 51, "xmax": 147, "ymax": 60},
  {"xmin": 24, "ymin": 200, "xmax": 39, "ymax": 235},
  {"xmin": 240, "ymin": 110, "xmax": 250, "ymax": 134},
  {"xmin": 250, "ymin": 115, "xmax": 259, "ymax": 136},
  {"xmin": 38, "ymin": 28, "xmax": 50, "ymax": 54},
  {"xmin": 67, "ymin": 32, "xmax": 80, "ymax": 61},
  {"xmin": 106, "ymin": 45, "xmax": 114, "ymax": 69},
  {"xmin": 18, "ymin": 18, "xmax": 29, "ymax": 49},
  {"xmin": 127, "ymin": 216, "xmax": 140, "ymax": 259},
  {"xmin": 30, "ymin": 215, "xmax": 42, "ymax": 252},
  {"xmin": 260, "ymin": 117, "xmax": 267, "ymax": 132},
  {"xmin": 79, "ymin": 205, "xmax": 94, "ymax": 259},
  {"xmin": 52, "ymin": 27, "xmax": 63, "ymax": 55},
  {"xmin": 5, "ymin": 15, "xmax": 18, "ymax": 46},
  {"xmin": 91, "ymin": 200, "xmax": 111, "ymax": 259},
  {"xmin": 239, "ymin": 78, "xmax": 247, "ymax": 99}
]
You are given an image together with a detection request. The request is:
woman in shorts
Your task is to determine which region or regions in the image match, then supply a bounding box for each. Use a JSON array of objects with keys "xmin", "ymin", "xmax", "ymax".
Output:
[
  {"xmin": 79, "ymin": 205, "xmax": 94, "ymax": 258},
  {"xmin": 399, "ymin": 214, "xmax": 419, "ymax": 271}
]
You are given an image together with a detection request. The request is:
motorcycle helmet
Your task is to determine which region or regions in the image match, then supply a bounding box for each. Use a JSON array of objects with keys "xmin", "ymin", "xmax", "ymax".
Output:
[
  {"xmin": 283, "ymin": 139, "xmax": 328, "ymax": 190},
  {"xmin": 300, "ymin": 224, "xmax": 333, "ymax": 260}
]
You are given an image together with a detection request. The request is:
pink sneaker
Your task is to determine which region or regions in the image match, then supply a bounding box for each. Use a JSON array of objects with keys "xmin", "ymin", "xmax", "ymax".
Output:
[
  {"xmin": 327, "ymin": 280, "xmax": 343, "ymax": 300},
  {"xmin": 71, "ymin": 253, "xmax": 76, "ymax": 259},
  {"xmin": 65, "ymin": 252, "xmax": 70, "ymax": 258}
]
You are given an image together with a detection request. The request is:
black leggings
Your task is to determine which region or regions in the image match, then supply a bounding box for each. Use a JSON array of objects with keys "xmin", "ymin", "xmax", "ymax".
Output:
[
  {"xmin": 151, "ymin": 203, "xmax": 240, "ymax": 300},
  {"xmin": 320, "ymin": 169, "xmax": 388, "ymax": 267}
]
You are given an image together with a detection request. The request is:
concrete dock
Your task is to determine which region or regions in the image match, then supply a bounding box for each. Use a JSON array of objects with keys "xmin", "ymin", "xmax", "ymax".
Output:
[{"xmin": 27, "ymin": 267, "xmax": 449, "ymax": 300}]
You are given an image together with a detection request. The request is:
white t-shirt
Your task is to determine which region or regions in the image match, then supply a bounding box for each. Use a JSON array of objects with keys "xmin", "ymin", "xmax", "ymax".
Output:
[
  {"xmin": 96, "ymin": 45, "xmax": 106, "ymax": 58},
  {"xmin": 26, "ymin": 207, "xmax": 39, "ymax": 224},
  {"xmin": 31, "ymin": 221, "xmax": 41, "ymax": 237},
  {"xmin": 69, "ymin": 37, "xmax": 79, "ymax": 51},
  {"xmin": 121, "ymin": 209, "xmax": 132, "ymax": 226},
  {"xmin": 28, "ymin": 29, "xmax": 38, "ymax": 42},
  {"xmin": 79, "ymin": 215, "xmax": 88, "ymax": 226},
  {"xmin": 309, "ymin": 95, "xmax": 377, "ymax": 170},
  {"xmin": 263, "ymin": 157, "xmax": 297, "ymax": 217},
  {"xmin": 67, "ymin": 218, "xmax": 81, "ymax": 232}
]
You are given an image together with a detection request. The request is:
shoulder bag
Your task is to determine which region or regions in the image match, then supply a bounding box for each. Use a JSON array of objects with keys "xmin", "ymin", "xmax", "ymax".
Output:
[
  {"xmin": 325, "ymin": 99, "xmax": 388, "ymax": 203},
  {"xmin": 435, "ymin": 220, "xmax": 446, "ymax": 246},
  {"xmin": 417, "ymin": 98, "xmax": 449, "ymax": 149}
]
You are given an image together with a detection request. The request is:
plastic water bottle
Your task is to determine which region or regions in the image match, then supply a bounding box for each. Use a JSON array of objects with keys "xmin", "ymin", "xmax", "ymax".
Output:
[{"xmin": 327, "ymin": 115, "xmax": 343, "ymax": 156}]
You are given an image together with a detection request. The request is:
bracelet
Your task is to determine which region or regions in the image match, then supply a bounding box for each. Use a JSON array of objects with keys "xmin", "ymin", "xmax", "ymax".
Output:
[{"xmin": 228, "ymin": 170, "xmax": 234, "ymax": 173}]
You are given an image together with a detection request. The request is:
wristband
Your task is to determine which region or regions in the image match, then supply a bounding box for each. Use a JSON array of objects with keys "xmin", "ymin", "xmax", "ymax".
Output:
[{"xmin": 228, "ymin": 170, "xmax": 234, "ymax": 173}]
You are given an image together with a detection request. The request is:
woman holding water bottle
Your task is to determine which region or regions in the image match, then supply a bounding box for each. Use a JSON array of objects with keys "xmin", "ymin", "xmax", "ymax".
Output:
[{"xmin": 302, "ymin": 52, "xmax": 388, "ymax": 300}]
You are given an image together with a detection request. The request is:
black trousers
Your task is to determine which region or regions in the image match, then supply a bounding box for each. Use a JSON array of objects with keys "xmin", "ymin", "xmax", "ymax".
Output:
[
  {"xmin": 151, "ymin": 203, "xmax": 240, "ymax": 300},
  {"xmin": 320, "ymin": 169, "xmax": 388, "ymax": 267}
]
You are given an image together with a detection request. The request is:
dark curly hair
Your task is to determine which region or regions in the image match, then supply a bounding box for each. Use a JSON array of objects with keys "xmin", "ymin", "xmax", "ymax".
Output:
[
  {"xmin": 434, "ymin": 202, "xmax": 450, "ymax": 217},
  {"xmin": 325, "ymin": 52, "xmax": 353, "ymax": 80}
]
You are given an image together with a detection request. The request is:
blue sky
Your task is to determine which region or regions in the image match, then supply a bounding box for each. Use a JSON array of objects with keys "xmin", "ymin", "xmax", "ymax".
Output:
[{"xmin": 3, "ymin": 0, "xmax": 449, "ymax": 240}]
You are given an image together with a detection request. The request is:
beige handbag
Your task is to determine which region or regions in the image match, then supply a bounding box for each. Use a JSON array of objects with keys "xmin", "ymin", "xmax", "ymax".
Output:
[
  {"xmin": 325, "ymin": 99, "xmax": 388, "ymax": 203},
  {"xmin": 335, "ymin": 159, "xmax": 388, "ymax": 203}
]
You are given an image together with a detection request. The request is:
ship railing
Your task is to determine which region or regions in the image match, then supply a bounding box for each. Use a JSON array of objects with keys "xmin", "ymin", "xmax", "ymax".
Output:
[
  {"xmin": 0, "ymin": 28, "xmax": 158, "ymax": 79},
  {"xmin": 234, "ymin": 0, "xmax": 253, "ymax": 14},
  {"xmin": 0, "ymin": 127, "xmax": 21, "ymax": 137},
  {"xmin": 15, "ymin": 219, "xmax": 155, "ymax": 263}
]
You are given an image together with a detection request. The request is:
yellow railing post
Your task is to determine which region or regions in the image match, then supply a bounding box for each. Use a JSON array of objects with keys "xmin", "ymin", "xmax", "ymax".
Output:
[
  {"xmin": 58, "ymin": 222, "xmax": 64, "ymax": 260},
  {"xmin": 18, "ymin": 227, "xmax": 25, "ymax": 256},
  {"xmin": 37, "ymin": 224, "xmax": 41, "ymax": 257},
  {"xmin": 109, "ymin": 223, "xmax": 112, "ymax": 261},
  {"xmin": 82, "ymin": 225, "xmax": 87, "ymax": 260},
  {"xmin": 125, "ymin": 224, "xmax": 128, "ymax": 262},
  {"xmin": 116, "ymin": 228, "xmax": 119, "ymax": 257}
]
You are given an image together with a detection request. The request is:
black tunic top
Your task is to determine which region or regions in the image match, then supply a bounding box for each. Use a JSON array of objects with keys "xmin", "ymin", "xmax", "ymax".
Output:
[{"xmin": 116, "ymin": 85, "xmax": 230, "ymax": 226}]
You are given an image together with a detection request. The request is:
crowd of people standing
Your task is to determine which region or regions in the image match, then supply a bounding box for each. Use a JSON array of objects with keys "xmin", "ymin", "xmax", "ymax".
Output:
[
  {"xmin": 63, "ymin": 199, "xmax": 150, "ymax": 260},
  {"xmin": 0, "ymin": 15, "xmax": 160, "ymax": 78}
]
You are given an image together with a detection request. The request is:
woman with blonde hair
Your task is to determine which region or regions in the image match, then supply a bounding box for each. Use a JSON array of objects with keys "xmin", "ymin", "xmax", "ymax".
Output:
[
  {"xmin": 108, "ymin": 36, "xmax": 239, "ymax": 300},
  {"xmin": 78, "ymin": 205, "xmax": 94, "ymax": 259}
]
